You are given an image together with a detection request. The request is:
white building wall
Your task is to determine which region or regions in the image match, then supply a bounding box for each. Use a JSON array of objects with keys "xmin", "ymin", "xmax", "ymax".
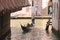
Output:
[
  {"xmin": 37, "ymin": 0, "xmax": 42, "ymax": 16},
  {"xmin": 52, "ymin": 0, "xmax": 59, "ymax": 31},
  {"xmin": 32, "ymin": 0, "xmax": 42, "ymax": 16}
]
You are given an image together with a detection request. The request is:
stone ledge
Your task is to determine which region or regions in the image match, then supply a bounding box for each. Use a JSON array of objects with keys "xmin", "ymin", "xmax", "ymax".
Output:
[{"xmin": 11, "ymin": 16, "xmax": 52, "ymax": 19}]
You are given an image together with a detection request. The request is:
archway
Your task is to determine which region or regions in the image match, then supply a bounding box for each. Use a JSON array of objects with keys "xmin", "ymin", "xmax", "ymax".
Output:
[{"xmin": 0, "ymin": 0, "xmax": 30, "ymax": 40}]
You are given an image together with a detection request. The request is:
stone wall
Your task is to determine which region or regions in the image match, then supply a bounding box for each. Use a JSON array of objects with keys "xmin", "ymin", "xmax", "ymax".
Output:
[
  {"xmin": 58, "ymin": 0, "xmax": 60, "ymax": 32},
  {"xmin": 52, "ymin": 0, "xmax": 59, "ymax": 31},
  {"xmin": 0, "ymin": 11, "xmax": 11, "ymax": 39}
]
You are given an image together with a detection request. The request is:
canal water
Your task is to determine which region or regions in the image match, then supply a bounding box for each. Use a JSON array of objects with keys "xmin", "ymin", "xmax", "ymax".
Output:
[{"xmin": 9, "ymin": 19, "xmax": 59, "ymax": 40}]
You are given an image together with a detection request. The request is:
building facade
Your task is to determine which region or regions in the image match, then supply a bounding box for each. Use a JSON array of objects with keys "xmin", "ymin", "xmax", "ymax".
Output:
[
  {"xmin": 42, "ymin": 0, "xmax": 53, "ymax": 16},
  {"xmin": 31, "ymin": 0, "xmax": 42, "ymax": 16},
  {"xmin": 52, "ymin": 0, "xmax": 60, "ymax": 33},
  {"xmin": 0, "ymin": 0, "xmax": 30, "ymax": 39}
]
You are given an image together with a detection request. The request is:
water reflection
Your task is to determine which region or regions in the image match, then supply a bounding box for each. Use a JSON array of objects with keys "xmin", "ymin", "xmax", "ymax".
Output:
[{"xmin": 10, "ymin": 19, "xmax": 59, "ymax": 40}]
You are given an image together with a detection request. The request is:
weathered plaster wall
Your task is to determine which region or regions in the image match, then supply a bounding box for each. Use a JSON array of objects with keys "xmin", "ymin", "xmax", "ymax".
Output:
[{"xmin": 52, "ymin": 0, "xmax": 59, "ymax": 31}]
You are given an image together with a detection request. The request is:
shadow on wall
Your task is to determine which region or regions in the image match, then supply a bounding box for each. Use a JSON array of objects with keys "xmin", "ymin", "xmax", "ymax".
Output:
[
  {"xmin": 0, "ymin": 12, "xmax": 11, "ymax": 40},
  {"xmin": 2, "ymin": 30, "xmax": 11, "ymax": 40},
  {"xmin": 52, "ymin": 28, "xmax": 60, "ymax": 40}
]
